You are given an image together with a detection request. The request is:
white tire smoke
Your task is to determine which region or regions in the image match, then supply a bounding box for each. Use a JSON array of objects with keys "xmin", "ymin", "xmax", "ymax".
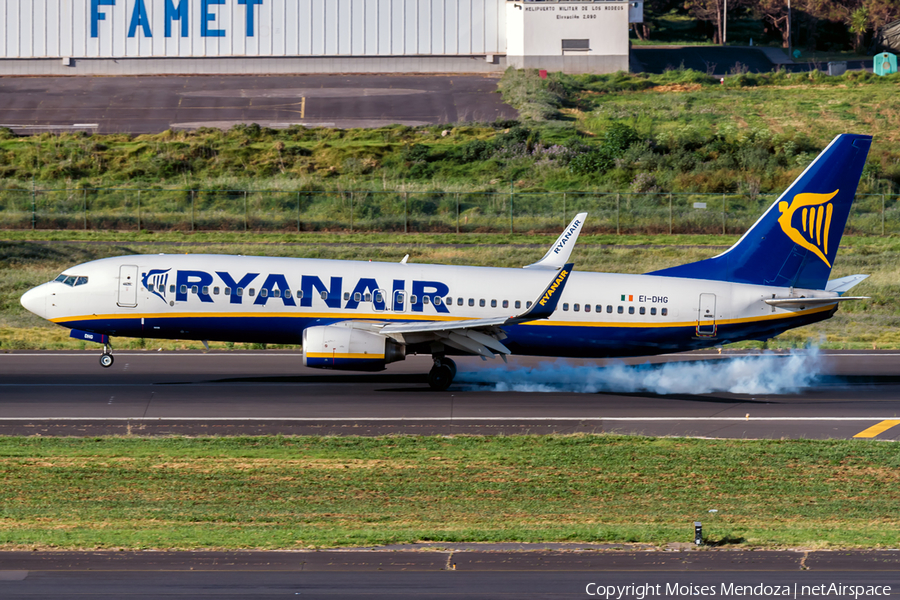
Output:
[{"xmin": 457, "ymin": 349, "xmax": 823, "ymax": 395}]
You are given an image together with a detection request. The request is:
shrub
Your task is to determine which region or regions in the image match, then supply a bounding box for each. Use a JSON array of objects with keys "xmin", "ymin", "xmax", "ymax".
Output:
[{"xmin": 569, "ymin": 146, "xmax": 616, "ymax": 175}]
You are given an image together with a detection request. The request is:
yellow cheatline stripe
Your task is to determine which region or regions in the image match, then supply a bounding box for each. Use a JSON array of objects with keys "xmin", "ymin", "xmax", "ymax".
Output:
[
  {"xmin": 49, "ymin": 304, "xmax": 836, "ymax": 330},
  {"xmin": 532, "ymin": 304, "xmax": 836, "ymax": 329},
  {"xmin": 853, "ymin": 420, "xmax": 900, "ymax": 439},
  {"xmin": 306, "ymin": 352, "xmax": 384, "ymax": 360},
  {"xmin": 51, "ymin": 311, "xmax": 461, "ymax": 324}
]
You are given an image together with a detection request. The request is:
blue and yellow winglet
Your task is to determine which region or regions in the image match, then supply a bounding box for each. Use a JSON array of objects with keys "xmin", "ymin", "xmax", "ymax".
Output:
[{"xmin": 509, "ymin": 262, "xmax": 575, "ymax": 323}]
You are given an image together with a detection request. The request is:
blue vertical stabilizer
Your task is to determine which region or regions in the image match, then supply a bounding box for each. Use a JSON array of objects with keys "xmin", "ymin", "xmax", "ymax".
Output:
[{"xmin": 649, "ymin": 134, "xmax": 872, "ymax": 290}]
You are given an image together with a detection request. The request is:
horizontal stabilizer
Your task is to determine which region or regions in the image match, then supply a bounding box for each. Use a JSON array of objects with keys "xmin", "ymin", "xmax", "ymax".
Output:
[
  {"xmin": 524, "ymin": 213, "xmax": 587, "ymax": 270},
  {"xmin": 764, "ymin": 296, "xmax": 867, "ymax": 308},
  {"xmin": 826, "ymin": 274, "xmax": 869, "ymax": 294}
]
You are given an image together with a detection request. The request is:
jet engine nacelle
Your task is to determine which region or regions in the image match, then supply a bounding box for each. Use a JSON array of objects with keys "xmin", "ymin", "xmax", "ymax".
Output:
[{"xmin": 302, "ymin": 325, "xmax": 405, "ymax": 371}]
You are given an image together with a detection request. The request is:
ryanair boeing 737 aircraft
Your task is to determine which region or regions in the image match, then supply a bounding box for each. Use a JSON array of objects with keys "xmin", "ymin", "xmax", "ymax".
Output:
[{"xmin": 21, "ymin": 134, "xmax": 872, "ymax": 390}]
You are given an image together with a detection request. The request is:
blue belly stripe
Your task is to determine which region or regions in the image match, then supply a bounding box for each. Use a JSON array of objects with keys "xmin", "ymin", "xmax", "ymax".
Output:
[{"xmin": 59, "ymin": 307, "xmax": 834, "ymax": 359}]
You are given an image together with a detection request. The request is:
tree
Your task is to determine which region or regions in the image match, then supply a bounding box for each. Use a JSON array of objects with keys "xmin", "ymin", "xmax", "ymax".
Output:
[
  {"xmin": 850, "ymin": 5, "xmax": 870, "ymax": 51},
  {"xmin": 756, "ymin": 0, "xmax": 792, "ymax": 48},
  {"xmin": 855, "ymin": 0, "xmax": 900, "ymax": 51},
  {"xmin": 684, "ymin": 0, "xmax": 725, "ymax": 43},
  {"xmin": 684, "ymin": 0, "xmax": 750, "ymax": 44},
  {"xmin": 632, "ymin": 0, "xmax": 681, "ymax": 41},
  {"xmin": 828, "ymin": 0, "xmax": 900, "ymax": 52}
]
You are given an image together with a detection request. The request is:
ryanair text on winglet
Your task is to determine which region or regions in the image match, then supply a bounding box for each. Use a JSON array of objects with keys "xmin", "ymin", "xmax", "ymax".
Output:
[
  {"xmin": 552, "ymin": 220, "xmax": 581, "ymax": 255},
  {"xmin": 539, "ymin": 269, "xmax": 569, "ymax": 306}
]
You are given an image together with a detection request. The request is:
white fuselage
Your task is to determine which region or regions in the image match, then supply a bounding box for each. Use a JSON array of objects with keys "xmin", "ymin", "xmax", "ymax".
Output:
[{"xmin": 22, "ymin": 254, "xmax": 838, "ymax": 358}]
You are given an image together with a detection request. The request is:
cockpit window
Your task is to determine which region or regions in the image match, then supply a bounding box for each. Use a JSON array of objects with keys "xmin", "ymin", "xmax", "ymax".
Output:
[{"xmin": 54, "ymin": 274, "xmax": 88, "ymax": 287}]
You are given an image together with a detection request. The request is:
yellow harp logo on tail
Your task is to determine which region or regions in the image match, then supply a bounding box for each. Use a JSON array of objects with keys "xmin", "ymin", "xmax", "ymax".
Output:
[{"xmin": 777, "ymin": 189, "xmax": 839, "ymax": 268}]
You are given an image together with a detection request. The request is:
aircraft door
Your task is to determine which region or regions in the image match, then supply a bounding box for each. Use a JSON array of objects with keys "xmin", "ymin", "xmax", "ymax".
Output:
[
  {"xmin": 117, "ymin": 265, "xmax": 139, "ymax": 308},
  {"xmin": 697, "ymin": 293, "xmax": 716, "ymax": 337}
]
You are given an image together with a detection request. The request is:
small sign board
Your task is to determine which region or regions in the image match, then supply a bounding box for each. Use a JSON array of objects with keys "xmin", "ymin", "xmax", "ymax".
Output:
[{"xmin": 693, "ymin": 202, "xmax": 707, "ymax": 209}]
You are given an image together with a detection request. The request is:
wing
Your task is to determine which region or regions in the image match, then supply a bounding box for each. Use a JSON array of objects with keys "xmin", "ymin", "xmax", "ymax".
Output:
[
  {"xmin": 327, "ymin": 214, "xmax": 589, "ymax": 361},
  {"xmin": 366, "ymin": 262, "xmax": 576, "ymax": 359}
]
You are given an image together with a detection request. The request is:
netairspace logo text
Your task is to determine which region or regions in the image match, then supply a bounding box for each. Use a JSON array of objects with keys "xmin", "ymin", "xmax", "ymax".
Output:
[{"xmin": 585, "ymin": 582, "xmax": 892, "ymax": 599}]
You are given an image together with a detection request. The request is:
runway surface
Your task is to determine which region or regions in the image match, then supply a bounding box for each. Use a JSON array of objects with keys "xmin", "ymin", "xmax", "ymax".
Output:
[
  {"xmin": 0, "ymin": 74, "xmax": 517, "ymax": 134},
  {"xmin": 1, "ymin": 550, "xmax": 898, "ymax": 599},
  {"xmin": 1, "ymin": 350, "xmax": 899, "ymax": 440}
]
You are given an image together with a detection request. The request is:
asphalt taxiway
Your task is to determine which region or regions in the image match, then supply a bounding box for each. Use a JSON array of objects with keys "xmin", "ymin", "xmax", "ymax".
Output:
[
  {"xmin": 1, "ymin": 350, "xmax": 899, "ymax": 440},
  {"xmin": 0, "ymin": 74, "xmax": 517, "ymax": 134}
]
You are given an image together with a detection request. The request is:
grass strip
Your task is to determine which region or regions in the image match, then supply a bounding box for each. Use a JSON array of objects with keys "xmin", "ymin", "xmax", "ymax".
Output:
[
  {"xmin": 0, "ymin": 435, "xmax": 897, "ymax": 550},
  {"xmin": 2, "ymin": 69, "xmax": 899, "ymax": 200}
]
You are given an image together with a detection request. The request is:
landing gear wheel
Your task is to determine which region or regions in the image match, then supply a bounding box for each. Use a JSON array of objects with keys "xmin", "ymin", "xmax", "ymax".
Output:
[
  {"xmin": 428, "ymin": 364, "xmax": 454, "ymax": 391},
  {"xmin": 100, "ymin": 353, "xmax": 114, "ymax": 368},
  {"xmin": 442, "ymin": 357, "xmax": 457, "ymax": 380}
]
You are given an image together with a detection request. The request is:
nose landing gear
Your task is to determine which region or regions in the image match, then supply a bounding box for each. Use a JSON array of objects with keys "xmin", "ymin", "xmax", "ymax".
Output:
[
  {"xmin": 428, "ymin": 356, "xmax": 456, "ymax": 391},
  {"xmin": 100, "ymin": 344, "xmax": 114, "ymax": 368}
]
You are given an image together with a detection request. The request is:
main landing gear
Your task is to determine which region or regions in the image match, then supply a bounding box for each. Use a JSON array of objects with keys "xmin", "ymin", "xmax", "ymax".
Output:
[
  {"xmin": 99, "ymin": 344, "xmax": 114, "ymax": 368},
  {"xmin": 428, "ymin": 356, "xmax": 457, "ymax": 391}
]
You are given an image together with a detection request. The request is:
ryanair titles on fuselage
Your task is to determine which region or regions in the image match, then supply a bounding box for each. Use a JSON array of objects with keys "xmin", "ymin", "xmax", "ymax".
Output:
[{"xmin": 141, "ymin": 268, "xmax": 451, "ymax": 313}]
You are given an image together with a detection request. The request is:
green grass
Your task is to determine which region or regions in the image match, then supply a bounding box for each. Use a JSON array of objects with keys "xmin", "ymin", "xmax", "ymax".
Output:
[
  {"xmin": 2, "ymin": 235, "xmax": 899, "ymax": 350},
  {"xmin": 1, "ymin": 68, "xmax": 899, "ymax": 221},
  {"xmin": 0, "ymin": 435, "xmax": 897, "ymax": 550}
]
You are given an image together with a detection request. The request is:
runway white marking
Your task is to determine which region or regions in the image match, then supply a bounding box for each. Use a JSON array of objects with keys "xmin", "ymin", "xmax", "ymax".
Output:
[
  {"xmin": 4, "ymin": 353, "xmax": 900, "ymax": 357},
  {"xmin": 0, "ymin": 417, "xmax": 892, "ymax": 422},
  {"xmin": 0, "ymin": 353, "xmax": 303, "ymax": 357},
  {"xmin": 0, "ymin": 123, "xmax": 99, "ymax": 130}
]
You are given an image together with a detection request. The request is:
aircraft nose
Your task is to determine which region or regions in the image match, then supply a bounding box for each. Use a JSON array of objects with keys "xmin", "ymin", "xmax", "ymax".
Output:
[{"xmin": 20, "ymin": 285, "xmax": 48, "ymax": 319}]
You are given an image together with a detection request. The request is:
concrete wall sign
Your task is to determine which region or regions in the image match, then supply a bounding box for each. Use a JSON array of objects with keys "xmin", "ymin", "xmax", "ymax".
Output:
[
  {"xmin": 1, "ymin": 0, "xmax": 506, "ymax": 59},
  {"xmin": 506, "ymin": 0, "xmax": 629, "ymax": 73}
]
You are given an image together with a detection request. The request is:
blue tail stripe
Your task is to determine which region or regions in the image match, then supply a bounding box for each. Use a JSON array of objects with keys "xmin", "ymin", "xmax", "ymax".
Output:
[{"xmin": 649, "ymin": 134, "xmax": 872, "ymax": 290}]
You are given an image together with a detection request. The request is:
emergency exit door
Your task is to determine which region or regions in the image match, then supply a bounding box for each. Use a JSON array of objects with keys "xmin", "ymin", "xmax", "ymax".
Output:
[
  {"xmin": 697, "ymin": 293, "xmax": 716, "ymax": 337},
  {"xmin": 117, "ymin": 265, "xmax": 139, "ymax": 308}
]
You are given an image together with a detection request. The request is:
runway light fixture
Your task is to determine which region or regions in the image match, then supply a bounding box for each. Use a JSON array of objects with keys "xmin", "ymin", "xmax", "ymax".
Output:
[{"xmin": 694, "ymin": 521, "xmax": 703, "ymax": 546}]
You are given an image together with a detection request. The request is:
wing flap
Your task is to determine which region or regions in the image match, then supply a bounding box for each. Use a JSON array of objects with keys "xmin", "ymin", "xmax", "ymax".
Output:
[
  {"xmin": 379, "ymin": 316, "xmax": 509, "ymax": 335},
  {"xmin": 438, "ymin": 331, "xmax": 498, "ymax": 358}
]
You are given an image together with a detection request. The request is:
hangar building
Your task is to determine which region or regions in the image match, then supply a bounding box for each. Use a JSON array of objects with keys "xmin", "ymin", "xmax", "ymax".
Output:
[{"xmin": 0, "ymin": 0, "xmax": 642, "ymax": 75}]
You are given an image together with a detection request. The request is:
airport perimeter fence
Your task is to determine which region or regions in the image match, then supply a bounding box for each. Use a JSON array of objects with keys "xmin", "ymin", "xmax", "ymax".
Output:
[{"xmin": 1, "ymin": 188, "xmax": 899, "ymax": 235}]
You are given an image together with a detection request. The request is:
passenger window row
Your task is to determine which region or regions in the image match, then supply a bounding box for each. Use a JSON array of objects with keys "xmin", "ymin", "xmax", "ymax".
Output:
[
  {"xmin": 447, "ymin": 298, "xmax": 531, "ymax": 310},
  {"xmin": 562, "ymin": 303, "xmax": 668, "ymax": 316},
  {"xmin": 144, "ymin": 284, "xmax": 558, "ymax": 314}
]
